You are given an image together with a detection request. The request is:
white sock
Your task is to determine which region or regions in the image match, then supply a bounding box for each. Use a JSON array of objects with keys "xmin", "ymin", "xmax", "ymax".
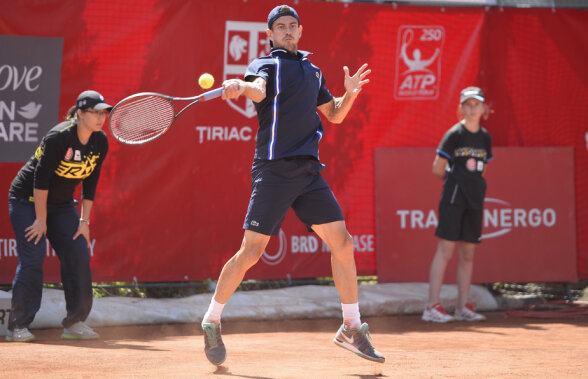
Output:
[
  {"xmin": 342, "ymin": 302, "xmax": 361, "ymax": 329},
  {"xmin": 203, "ymin": 298, "xmax": 225, "ymax": 324}
]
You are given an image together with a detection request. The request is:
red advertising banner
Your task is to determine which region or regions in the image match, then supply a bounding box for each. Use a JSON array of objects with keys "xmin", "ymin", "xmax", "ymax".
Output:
[
  {"xmin": 0, "ymin": 1, "xmax": 586, "ymax": 283},
  {"xmin": 375, "ymin": 147, "xmax": 577, "ymax": 283}
]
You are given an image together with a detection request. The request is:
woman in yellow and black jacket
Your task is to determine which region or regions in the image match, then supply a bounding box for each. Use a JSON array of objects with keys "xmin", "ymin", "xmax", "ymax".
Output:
[{"xmin": 7, "ymin": 90, "xmax": 111, "ymax": 342}]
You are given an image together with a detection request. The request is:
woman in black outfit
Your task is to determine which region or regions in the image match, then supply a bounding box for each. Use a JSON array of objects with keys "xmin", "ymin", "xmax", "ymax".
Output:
[{"xmin": 7, "ymin": 90, "xmax": 111, "ymax": 342}]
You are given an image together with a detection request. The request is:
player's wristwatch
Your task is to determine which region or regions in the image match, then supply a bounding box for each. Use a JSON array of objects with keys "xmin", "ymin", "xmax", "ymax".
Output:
[{"xmin": 79, "ymin": 218, "xmax": 90, "ymax": 226}]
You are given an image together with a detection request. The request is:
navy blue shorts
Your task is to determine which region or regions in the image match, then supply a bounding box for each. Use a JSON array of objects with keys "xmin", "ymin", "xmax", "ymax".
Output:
[
  {"xmin": 435, "ymin": 201, "xmax": 483, "ymax": 244},
  {"xmin": 244, "ymin": 157, "xmax": 344, "ymax": 236}
]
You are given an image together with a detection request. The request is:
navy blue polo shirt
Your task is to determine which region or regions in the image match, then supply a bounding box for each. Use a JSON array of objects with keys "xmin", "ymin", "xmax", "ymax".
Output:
[{"xmin": 245, "ymin": 48, "xmax": 333, "ymax": 160}]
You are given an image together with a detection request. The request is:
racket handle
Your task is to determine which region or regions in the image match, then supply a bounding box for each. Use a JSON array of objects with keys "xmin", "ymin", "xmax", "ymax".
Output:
[{"xmin": 199, "ymin": 87, "xmax": 224, "ymax": 101}]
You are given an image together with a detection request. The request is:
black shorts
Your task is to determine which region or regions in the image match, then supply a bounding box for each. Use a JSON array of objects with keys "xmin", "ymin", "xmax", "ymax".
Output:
[
  {"xmin": 244, "ymin": 157, "xmax": 344, "ymax": 236},
  {"xmin": 435, "ymin": 202, "xmax": 483, "ymax": 243}
]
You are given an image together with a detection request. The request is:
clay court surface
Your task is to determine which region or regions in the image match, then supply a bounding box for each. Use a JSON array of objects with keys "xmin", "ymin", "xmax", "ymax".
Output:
[{"xmin": 2, "ymin": 313, "xmax": 587, "ymax": 378}]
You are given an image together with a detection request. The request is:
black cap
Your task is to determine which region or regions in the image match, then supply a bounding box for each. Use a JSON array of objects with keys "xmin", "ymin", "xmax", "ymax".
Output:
[
  {"xmin": 76, "ymin": 90, "xmax": 112, "ymax": 111},
  {"xmin": 460, "ymin": 87, "xmax": 485, "ymax": 104},
  {"xmin": 267, "ymin": 5, "xmax": 299, "ymax": 29}
]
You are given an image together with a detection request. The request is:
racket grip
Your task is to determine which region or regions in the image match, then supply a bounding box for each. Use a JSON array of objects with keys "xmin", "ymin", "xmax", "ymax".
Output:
[{"xmin": 200, "ymin": 87, "xmax": 224, "ymax": 101}]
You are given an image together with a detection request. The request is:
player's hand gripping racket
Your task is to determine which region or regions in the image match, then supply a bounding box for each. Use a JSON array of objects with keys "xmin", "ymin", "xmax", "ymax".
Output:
[{"xmin": 108, "ymin": 87, "xmax": 223, "ymax": 145}]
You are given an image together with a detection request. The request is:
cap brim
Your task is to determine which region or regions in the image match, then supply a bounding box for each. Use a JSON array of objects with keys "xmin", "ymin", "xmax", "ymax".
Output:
[
  {"xmin": 461, "ymin": 95, "xmax": 485, "ymax": 103},
  {"xmin": 93, "ymin": 103, "xmax": 113, "ymax": 111}
]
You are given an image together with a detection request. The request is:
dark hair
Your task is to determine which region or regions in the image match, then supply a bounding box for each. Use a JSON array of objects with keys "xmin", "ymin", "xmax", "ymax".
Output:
[{"xmin": 65, "ymin": 105, "xmax": 78, "ymax": 121}]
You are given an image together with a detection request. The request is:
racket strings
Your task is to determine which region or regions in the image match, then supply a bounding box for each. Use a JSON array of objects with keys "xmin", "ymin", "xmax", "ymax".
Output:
[{"xmin": 109, "ymin": 95, "xmax": 175, "ymax": 144}]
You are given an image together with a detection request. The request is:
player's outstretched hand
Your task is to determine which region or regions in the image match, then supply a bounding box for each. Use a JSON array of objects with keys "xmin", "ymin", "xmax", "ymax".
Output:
[{"xmin": 344, "ymin": 63, "xmax": 371, "ymax": 96}]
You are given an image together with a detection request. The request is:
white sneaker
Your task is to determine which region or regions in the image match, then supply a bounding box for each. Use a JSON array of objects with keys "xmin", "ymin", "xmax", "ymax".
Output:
[
  {"xmin": 6, "ymin": 328, "xmax": 36, "ymax": 342},
  {"xmin": 422, "ymin": 303, "xmax": 456, "ymax": 323},
  {"xmin": 455, "ymin": 303, "xmax": 486, "ymax": 322},
  {"xmin": 62, "ymin": 321, "xmax": 99, "ymax": 340}
]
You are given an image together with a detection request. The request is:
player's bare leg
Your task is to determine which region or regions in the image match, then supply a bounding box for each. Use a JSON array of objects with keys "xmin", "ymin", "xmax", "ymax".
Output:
[
  {"xmin": 313, "ymin": 221, "xmax": 385, "ymax": 363},
  {"xmin": 422, "ymin": 238, "xmax": 457, "ymax": 322},
  {"xmin": 202, "ymin": 230, "xmax": 270, "ymax": 366},
  {"xmin": 214, "ymin": 230, "xmax": 271, "ymax": 304},
  {"xmin": 456, "ymin": 242, "xmax": 475, "ymax": 309},
  {"xmin": 312, "ymin": 221, "xmax": 357, "ymax": 305},
  {"xmin": 454, "ymin": 242, "xmax": 485, "ymax": 321},
  {"xmin": 427, "ymin": 238, "xmax": 456, "ymax": 306}
]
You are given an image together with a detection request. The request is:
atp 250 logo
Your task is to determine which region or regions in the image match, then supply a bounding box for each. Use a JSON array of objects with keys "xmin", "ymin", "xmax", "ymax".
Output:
[{"xmin": 394, "ymin": 26, "xmax": 445, "ymax": 101}]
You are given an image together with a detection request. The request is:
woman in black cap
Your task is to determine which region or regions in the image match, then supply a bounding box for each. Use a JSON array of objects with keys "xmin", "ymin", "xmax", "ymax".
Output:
[
  {"xmin": 6, "ymin": 90, "xmax": 111, "ymax": 342},
  {"xmin": 422, "ymin": 86, "xmax": 493, "ymax": 323}
]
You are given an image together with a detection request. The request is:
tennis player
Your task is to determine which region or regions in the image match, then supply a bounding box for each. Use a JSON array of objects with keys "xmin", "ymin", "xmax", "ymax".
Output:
[
  {"xmin": 6, "ymin": 90, "xmax": 111, "ymax": 342},
  {"xmin": 422, "ymin": 86, "xmax": 493, "ymax": 323},
  {"xmin": 200, "ymin": 4, "xmax": 384, "ymax": 365}
]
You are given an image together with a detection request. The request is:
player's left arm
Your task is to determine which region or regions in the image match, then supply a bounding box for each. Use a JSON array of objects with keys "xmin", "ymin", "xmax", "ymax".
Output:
[
  {"xmin": 76, "ymin": 134, "xmax": 107, "ymax": 245},
  {"xmin": 482, "ymin": 132, "xmax": 493, "ymax": 178},
  {"xmin": 73, "ymin": 198, "xmax": 93, "ymax": 246},
  {"xmin": 432, "ymin": 155, "xmax": 448, "ymax": 179},
  {"xmin": 318, "ymin": 63, "xmax": 371, "ymax": 124}
]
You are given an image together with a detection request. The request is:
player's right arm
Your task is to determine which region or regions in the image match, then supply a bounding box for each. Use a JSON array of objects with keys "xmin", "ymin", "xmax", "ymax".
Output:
[
  {"xmin": 434, "ymin": 125, "xmax": 459, "ymax": 180},
  {"xmin": 432, "ymin": 155, "xmax": 448, "ymax": 179},
  {"xmin": 26, "ymin": 189, "xmax": 48, "ymax": 244},
  {"xmin": 28, "ymin": 132, "xmax": 63, "ymax": 244},
  {"xmin": 221, "ymin": 77, "xmax": 266, "ymax": 103}
]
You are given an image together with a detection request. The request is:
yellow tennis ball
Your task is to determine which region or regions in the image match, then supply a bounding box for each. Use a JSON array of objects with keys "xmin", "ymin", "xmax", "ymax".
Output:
[{"xmin": 198, "ymin": 73, "xmax": 214, "ymax": 89}]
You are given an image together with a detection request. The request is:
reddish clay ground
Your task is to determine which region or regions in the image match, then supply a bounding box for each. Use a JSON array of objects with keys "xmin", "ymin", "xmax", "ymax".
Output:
[{"xmin": 2, "ymin": 313, "xmax": 588, "ymax": 378}]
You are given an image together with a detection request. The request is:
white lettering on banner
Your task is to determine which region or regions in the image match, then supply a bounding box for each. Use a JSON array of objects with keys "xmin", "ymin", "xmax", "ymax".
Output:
[
  {"xmin": 321, "ymin": 234, "xmax": 375, "ymax": 253},
  {"xmin": 88, "ymin": 239, "xmax": 96, "ymax": 257},
  {"xmin": 45, "ymin": 240, "xmax": 56, "ymax": 256},
  {"xmin": 0, "ymin": 121, "xmax": 39, "ymax": 142},
  {"xmin": 291, "ymin": 235, "xmax": 319, "ymax": 253},
  {"xmin": 195, "ymin": 126, "xmax": 253, "ymax": 143},
  {"xmin": 420, "ymin": 28, "xmax": 443, "ymax": 41},
  {"xmin": 398, "ymin": 75, "xmax": 436, "ymax": 93},
  {"xmin": 396, "ymin": 209, "xmax": 438, "ymax": 229},
  {"xmin": 40, "ymin": 239, "xmax": 96, "ymax": 257},
  {"xmin": 0, "ymin": 239, "xmax": 18, "ymax": 258},
  {"xmin": 0, "ymin": 65, "xmax": 43, "ymax": 92},
  {"xmin": 1, "ymin": 100, "xmax": 42, "ymax": 143},
  {"xmin": 396, "ymin": 198, "xmax": 557, "ymax": 240},
  {"xmin": 0, "ymin": 100, "xmax": 15, "ymax": 119},
  {"xmin": 321, "ymin": 235, "xmax": 374, "ymax": 253},
  {"xmin": 261, "ymin": 230, "xmax": 374, "ymax": 266},
  {"xmin": 485, "ymin": 208, "xmax": 556, "ymax": 229},
  {"xmin": 353, "ymin": 234, "xmax": 375, "ymax": 253}
]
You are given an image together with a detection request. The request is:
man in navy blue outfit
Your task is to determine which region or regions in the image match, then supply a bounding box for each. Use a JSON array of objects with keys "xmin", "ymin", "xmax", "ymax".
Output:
[{"xmin": 201, "ymin": 5, "xmax": 384, "ymax": 366}]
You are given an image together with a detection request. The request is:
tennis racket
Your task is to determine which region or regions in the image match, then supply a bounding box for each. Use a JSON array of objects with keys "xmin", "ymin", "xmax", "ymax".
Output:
[{"xmin": 108, "ymin": 87, "xmax": 223, "ymax": 145}]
